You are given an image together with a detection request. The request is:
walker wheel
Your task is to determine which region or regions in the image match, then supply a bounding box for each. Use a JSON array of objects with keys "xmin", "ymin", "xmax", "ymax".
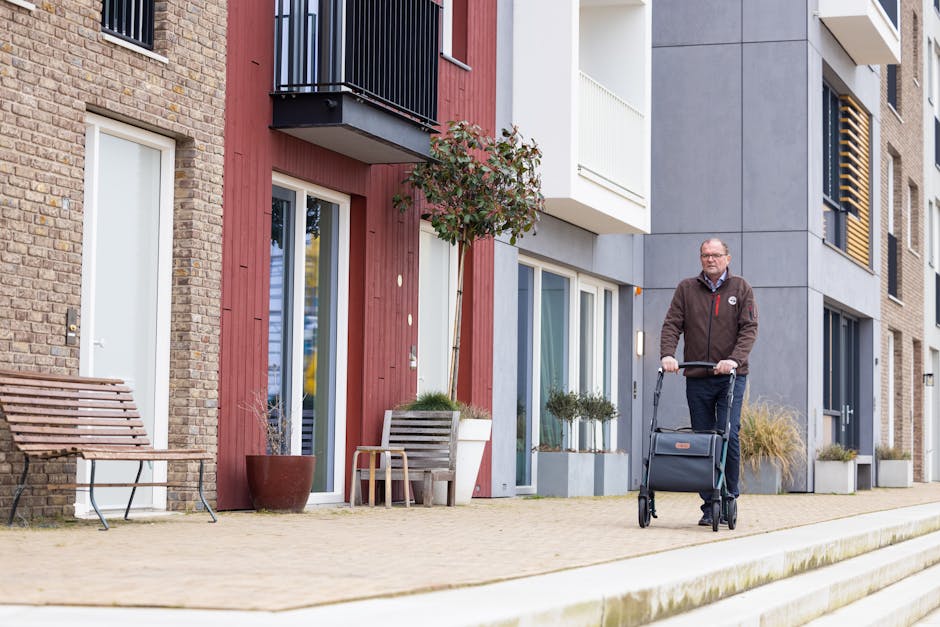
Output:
[
  {"xmin": 711, "ymin": 500, "xmax": 721, "ymax": 532},
  {"xmin": 638, "ymin": 496, "xmax": 651, "ymax": 528}
]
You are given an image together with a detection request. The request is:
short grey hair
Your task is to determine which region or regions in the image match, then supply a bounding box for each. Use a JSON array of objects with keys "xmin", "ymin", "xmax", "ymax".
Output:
[{"xmin": 700, "ymin": 238, "xmax": 729, "ymax": 255}]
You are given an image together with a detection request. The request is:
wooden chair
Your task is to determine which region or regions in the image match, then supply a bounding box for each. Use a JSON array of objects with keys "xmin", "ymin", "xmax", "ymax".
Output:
[
  {"xmin": 351, "ymin": 410, "xmax": 459, "ymax": 507},
  {"xmin": 0, "ymin": 369, "xmax": 217, "ymax": 530}
]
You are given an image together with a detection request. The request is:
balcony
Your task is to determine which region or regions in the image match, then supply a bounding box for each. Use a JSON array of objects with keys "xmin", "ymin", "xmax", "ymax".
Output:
[
  {"xmin": 512, "ymin": 0, "xmax": 650, "ymax": 235},
  {"xmin": 271, "ymin": 0, "xmax": 439, "ymax": 164},
  {"xmin": 818, "ymin": 0, "xmax": 900, "ymax": 65}
]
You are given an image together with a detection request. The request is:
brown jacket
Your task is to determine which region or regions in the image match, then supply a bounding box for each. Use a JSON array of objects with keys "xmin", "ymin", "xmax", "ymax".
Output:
[{"xmin": 660, "ymin": 269, "xmax": 758, "ymax": 377}]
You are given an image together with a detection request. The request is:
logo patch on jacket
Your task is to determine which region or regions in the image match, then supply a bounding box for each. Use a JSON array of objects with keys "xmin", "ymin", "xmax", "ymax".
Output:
[{"xmin": 728, "ymin": 296, "xmax": 737, "ymax": 305}]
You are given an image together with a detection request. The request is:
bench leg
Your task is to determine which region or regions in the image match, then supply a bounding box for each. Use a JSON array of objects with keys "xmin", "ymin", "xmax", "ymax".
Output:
[
  {"xmin": 447, "ymin": 478, "xmax": 456, "ymax": 507},
  {"xmin": 88, "ymin": 460, "xmax": 109, "ymax": 531},
  {"xmin": 124, "ymin": 461, "xmax": 144, "ymax": 520},
  {"xmin": 383, "ymin": 450, "xmax": 392, "ymax": 509},
  {"xmin": 197, "ymin": 460, "xmax": 218, "ymax": 523},
  {"xmin": 401, "ymin": 452, "xmax": 410, "ymax": 508},
  {"xmin": 423, "ymin": 472, "xmax": 433, "ymax": 507},
  {"xmin": 7, "ymin": 456, "xmax": 30, "ymax": 527}
]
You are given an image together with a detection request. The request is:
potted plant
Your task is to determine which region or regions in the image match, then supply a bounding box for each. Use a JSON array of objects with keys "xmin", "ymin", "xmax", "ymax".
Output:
[
  {"xmin": 244, "ymin": 391, "xmax": 316, "ymax": 512},
  {"xmin": 537, "ymin": 388, "xmax": 594, "ymax": 497},
  {"xmin": 876, "ymin": 445, "xmax": 913, "ymax": 488},
  {"xmin": 739, "ymin": 395, "xmax": 804, "ymax": 494},
  {"xmin": 814, "ymin": 443, "xmax": 857, "ymax": 494},
  {"xmin": 399, "ymin": 391, "xmax": 491, "ymax": 505},
  {"xmin": 579, "ymin": 391, "xmax": 627, "ymax": 496}
]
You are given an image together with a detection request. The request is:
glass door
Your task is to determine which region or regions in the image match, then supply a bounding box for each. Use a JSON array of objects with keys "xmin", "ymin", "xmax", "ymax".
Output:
[
  {"xmin": 269, "ymin": 175, "xmax": 348, "ymax": 504},
  {"xmin": 823, "ymin": 307, "xmax": 859, "ymax": 449}
]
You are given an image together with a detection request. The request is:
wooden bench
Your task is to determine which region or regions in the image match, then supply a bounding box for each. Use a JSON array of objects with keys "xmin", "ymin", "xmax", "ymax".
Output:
[
  {"xmin": 350, "ymin": 409, "xmax": 459, "ymax": 507},
  {"xmin": 0, "ymin": 369, "xmax": 217, "ymax": 530}
]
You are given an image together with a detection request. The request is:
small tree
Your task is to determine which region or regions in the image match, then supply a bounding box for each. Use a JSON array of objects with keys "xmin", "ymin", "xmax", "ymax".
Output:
[
  {"xmin": 545, "ymin": 388, "xmax": 582, "ymax": 451},
  {"xmin": 394, "ymin": 120, "xmax": 544, "ymax": 401},
  {"xmin": 579, "ymin": 391, "xmax": 618, "ymax": 452}
]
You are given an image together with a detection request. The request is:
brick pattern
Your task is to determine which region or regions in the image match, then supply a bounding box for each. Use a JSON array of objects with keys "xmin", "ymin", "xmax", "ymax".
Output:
[
  {"xmin": 0, "ymin": 1, "xmax": 226, "ymax": 519},
  {"xmin": 880, "ymin": 0, "xmax": 926, "ymax": 480}
]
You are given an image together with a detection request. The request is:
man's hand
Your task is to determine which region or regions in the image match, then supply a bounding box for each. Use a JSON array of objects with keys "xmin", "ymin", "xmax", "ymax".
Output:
[
  {"xmin": 714, "ymin": 359, "xmax": 738, "ymax": 375},
  {"xmin": 661, "ymin": 356, "xmax": 679, "ymax": 373}
]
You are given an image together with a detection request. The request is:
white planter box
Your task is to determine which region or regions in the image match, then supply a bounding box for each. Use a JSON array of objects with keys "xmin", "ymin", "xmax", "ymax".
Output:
[
  {"xmin": 432, "ymin": 418, "xmax": 492, "ymax": 505},
  {"xmin": 537, "ymin": 451, "xmax": 595, "ymax": 497},
  {"xmin": 594, "ymin": 452, "xmax": 629, "ymax": 496},
  {"xmin": 814, "ymin": 459, "xmax": 856, "ymax": 494},
  {"xmin": 877, "ymin": 459, "xmax": 913, "ymax": 488}
]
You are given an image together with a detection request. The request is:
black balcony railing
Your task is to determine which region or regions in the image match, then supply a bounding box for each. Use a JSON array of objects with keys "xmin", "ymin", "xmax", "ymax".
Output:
[
  {"xmin": 888, "ymin": 232, "xmax": 899, "ymax": 297},
  {"xmin": 102, "ymin": 0, "xmax": 155, "ymax": 50},
  {"xmin": 879, "ymin": 0, "xmax": 898, "ymax": 28},
  {"xmin": 274, "ymin": 0, "xmax": 439, "ymax": 126}
]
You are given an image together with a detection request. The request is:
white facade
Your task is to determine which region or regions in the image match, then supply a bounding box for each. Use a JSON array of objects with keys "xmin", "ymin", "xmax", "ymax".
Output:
[{"xmin": 512, "ymin": 0, "xmax": 651, "ymax": 235}]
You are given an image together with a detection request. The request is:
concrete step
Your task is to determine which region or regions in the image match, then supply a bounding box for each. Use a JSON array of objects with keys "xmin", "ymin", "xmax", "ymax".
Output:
[
  {"xmin": 648, "ymin": 530, "xmax": 940, "ymax": 626},
  {"xmin": 283, "ymin": 502, "xmax": 940, "ymax": 626},
  {"xmin": 806, "ymin": 561, "xmax": 940, "ymax": 627}
]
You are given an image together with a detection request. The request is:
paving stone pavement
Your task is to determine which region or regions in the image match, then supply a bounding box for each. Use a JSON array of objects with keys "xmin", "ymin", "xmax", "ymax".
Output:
[{"xmin": 2, "ymin": 483, "xmax": 940, "ymax": 612}]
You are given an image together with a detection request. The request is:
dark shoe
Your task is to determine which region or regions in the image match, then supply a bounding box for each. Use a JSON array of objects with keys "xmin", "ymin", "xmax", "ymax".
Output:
[{"xmin": 698, "ymin": 514, "xmax": 712, "ymax": 526}]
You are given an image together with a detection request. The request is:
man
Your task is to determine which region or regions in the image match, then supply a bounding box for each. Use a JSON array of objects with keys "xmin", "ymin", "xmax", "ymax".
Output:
[{"xmin": 660, "ymin": 238, "xmax": 758, "ymax": 526}]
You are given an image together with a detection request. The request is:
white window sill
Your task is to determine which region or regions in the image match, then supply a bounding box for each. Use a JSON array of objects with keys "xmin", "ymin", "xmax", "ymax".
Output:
[
  {"xmin": 3, "ymin": 0, "xmax": 36, "ymax": 10},
  {"xmin": 889, "ymin": 104, "xmax": 903, "ymax": 124},
  {"xmin": 441, "ymin": 53, "xmax": 471, "ymax": 72},
  {"xmin": 888, "ymin": 294, "xmax": 904, "ymax": 307},
  {"xmin": 102, "ymin": 33, "xmax": 168, "ymax": 64}
]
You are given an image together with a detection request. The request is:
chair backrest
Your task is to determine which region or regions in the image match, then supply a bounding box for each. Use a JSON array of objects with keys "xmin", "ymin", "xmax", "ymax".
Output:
[
  {"xmin": 0, "ymin": 369, "xmax": 151, "ymax": 455},
  {"xmin": 382, "ymin": 410, "xmax": 460, "ymax": 472}
]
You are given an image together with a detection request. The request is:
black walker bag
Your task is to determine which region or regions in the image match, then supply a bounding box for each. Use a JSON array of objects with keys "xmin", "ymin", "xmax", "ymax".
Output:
[{"xmin": 647, "ymin": 431, "xmax": 721, "ymax": 492}]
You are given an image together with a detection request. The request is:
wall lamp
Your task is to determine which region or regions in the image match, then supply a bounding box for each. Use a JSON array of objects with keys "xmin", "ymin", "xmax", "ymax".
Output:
[
  {"xmin": 924, "ymin": 373, "xmax": 935, "ymax": 387},
  {"xmin": 635, "ymin": 331, "xmax": 645, "ymax": 357}
]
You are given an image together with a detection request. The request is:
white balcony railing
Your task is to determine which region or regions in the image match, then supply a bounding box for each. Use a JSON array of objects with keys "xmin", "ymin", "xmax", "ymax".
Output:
[{"xmin": 578, "ymin": 71, "xmax": 644, "ymax": 200}]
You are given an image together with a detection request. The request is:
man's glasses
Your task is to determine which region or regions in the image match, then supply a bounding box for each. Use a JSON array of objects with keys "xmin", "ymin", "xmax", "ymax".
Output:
[{"xmin": 700, "ymin": 253, "xmax": 726, "ymax": 260}]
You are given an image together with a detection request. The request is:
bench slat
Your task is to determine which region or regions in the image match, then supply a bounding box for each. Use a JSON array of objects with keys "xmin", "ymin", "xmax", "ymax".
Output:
[
  {"xmin": 11, "ymin": 426, "xmax": 150, "ymax": 436},
  {"xmin": 0, "ymin": 369, "xmax": 125, "ymax": 385},
  {"xmin": 0, "ymin": 386, "xmax": 135, "ymax": 401},
  {"xmin": 4, "ymin": 407, "xmax": 141, "ymax": 419},
  {"xmin": 0, "ymin": 397, "xmax": 135, "ymax": 410},
  {"xmin": 13, "ymin": 434, "xmax": 152, "ymax": 446},
  {"xmin": 5, "ymin": 415, "xmax": 145, "ymax": 427}
]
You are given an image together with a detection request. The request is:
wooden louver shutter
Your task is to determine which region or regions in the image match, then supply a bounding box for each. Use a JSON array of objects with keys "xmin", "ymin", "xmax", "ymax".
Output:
[{"xmin": 839, "ymin": 94, "xmax": 871, "ymax": 267}]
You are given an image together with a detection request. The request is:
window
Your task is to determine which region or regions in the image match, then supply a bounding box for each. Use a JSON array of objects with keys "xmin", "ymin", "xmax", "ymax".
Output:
[
  {"xmin": 879, "ymin": 0, "xmax": 898, "ymax": 28},
  {"xmin": 101, "ymin": 0, "xmax": 155, "ymax": 50},
  {"xmin": 929, "ymin": 39, "xmax": 934, "ymax": 105},
  {"xmin": 928, "ymin": 200, "xmax": 935, "ymax": 267},
  {"xmin": 441, "ymin": 0, "xmax": 468, "ymax": 64},
  {"xmin": 907, "ymin": 182, "xmax": 919, "ymax": 251},
  {"xmin": 822, "ymin": 83, "xmax": 871, "ymax": 265},
  {"xmin": 417, "ymin": 222, "xmax": 457, "ymax": 396},
  {"xmin": 913, "ymin": 14, "xmax": 920, "ymax": 82},
  {"xmin": 269, "ymin": 175, "xmax": 349, "ymax": 504},
  {"xmin": 823, "ymin": 307, "xmax": 859, "ymax": 450},
  {"xmin": 887, "ymin": 65, "xmax": 899, "ymax": 112},
  {"xmin": 515, "ymin": 259, "xmax": 618, "ymax": 490}
]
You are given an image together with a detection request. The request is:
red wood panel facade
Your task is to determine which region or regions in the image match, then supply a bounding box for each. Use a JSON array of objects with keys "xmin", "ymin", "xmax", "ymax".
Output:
[{"xmin": 219, "ymin": 1, "xmax": 499, "ymax": 508}]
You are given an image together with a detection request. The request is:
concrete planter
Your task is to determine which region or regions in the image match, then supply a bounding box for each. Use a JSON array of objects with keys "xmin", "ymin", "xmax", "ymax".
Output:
[
  {"xmin": 741, "ymin": 461, "xmax": 783, "ymax": 494},
  {"xmin": 877, "ymin": 459, "xmax": 913, "ymax": 488},
  {"xmin": 814, "ymin": 459, "xmax": 856, "ymax": 494},
  {"xmin": 537, "ymin": 451, "xmax": 595, "ymax": 497},
  {"xmin": 594, "ymin": 452, "xmax": 629, "ymax": 496}
]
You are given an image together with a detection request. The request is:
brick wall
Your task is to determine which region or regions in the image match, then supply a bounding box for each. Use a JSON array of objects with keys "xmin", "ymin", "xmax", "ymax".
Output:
[
  {"xmin": 0, "ymin": 0, "xmax": 226, "ymax": 520},
  {"xmin": 880, "ymin": 0, "xmax": 926, "ymax": 480}
]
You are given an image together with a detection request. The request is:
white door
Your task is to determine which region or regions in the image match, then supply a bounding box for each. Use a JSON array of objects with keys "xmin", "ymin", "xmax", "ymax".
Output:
[
  {"xmin": 79, "ymin": 114, "xmax": 174, "ymax": 513},
  {"xmin": 417, "ymin": 223, "xmax": 457, "ymax": 396},
  {"xmin": 933, "ymin": 350, "xmax": 940, "ymax": 481}
]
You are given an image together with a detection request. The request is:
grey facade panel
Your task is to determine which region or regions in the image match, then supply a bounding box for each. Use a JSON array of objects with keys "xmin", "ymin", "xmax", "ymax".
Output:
[
  {"xmin": 652, "ymin": 44, "xmax": 743, "ymax": 234},
  {"xmin": 645, "ymin": 232, "xmax": 743, "ymax": 291},
  {"xmin": 742, "ymin": 0, "xmax": 806, "ymax": 43},
  {"xmin": 517, "ymin": 214, "xmax": 595, "ymax": 271},
  {"xmin": 742, "ymin": 231, "xmax": 808, "ymax": 288},
  {"xmin": 652, "ymin": 0, "xmax": 741, "ymax": 47},
  {"xmin": 742, "ymin": 41, "xmax": 809, "ymax": 232},
  {"xmin": 491, "ymin": 240, "xmax": 519, "ymax": 498}
]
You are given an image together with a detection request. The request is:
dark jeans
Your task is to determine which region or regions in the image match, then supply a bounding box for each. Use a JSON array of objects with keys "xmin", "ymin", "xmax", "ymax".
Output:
[{"xmin": 686, "ymin": 374, "xmax": 747, "ymax": 512}]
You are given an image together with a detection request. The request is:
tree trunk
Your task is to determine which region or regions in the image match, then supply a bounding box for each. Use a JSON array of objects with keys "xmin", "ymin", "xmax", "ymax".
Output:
[{"xmin": 449, "ymin": 244, "xmax": 468, "ymax": 402}]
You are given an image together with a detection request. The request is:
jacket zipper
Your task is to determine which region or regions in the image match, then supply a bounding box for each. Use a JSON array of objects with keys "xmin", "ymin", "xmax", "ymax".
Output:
[{"xmin": 705, "ymin": 292, "xmax": 718, "ymax": 363}]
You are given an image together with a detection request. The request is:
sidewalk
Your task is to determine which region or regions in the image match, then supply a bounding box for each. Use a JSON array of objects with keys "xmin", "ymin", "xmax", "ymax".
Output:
[{"xmin": 2, "ymin": 483, "xmax": 940, "ymax": 617}]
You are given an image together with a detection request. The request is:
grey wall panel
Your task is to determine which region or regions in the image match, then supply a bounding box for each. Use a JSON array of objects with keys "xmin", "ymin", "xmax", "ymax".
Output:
[
  {"xmin": 743, "ymin": 0, "xmax": 806, "ymax": 43},
  {"xmin": 743, "ymin": 41, "xmax": 809, "ymax": 232},
  {"xmin": 652, "ymin": 44, "xmax": 743, "ymax": 234},
  {"xmin": 741, "ymin": 231, "xmax": 808, "ymax": 288},
  {"xmin": 746, "ymin": 287, "xmax": 809, "ymax": 412},
  {"xmin": 517, "ymin": 213, "xmax": 594, "ymax": 271},
  {"xmin": 595, "ymin": 234, "xmax": 640, "ymax": 285},
  {"xmin": 652, "ymin": 0, "xmax": 741, "ymax": 47},
  {"xmin": 492, "ymin": 240, "xmax": 519, "ymax": 497}
]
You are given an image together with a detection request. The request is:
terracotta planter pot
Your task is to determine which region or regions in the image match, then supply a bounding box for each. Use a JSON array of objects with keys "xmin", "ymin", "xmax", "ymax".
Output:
[{"xmin": 245, "ymin": 454, "xmax": 316, "ymax": 512}]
